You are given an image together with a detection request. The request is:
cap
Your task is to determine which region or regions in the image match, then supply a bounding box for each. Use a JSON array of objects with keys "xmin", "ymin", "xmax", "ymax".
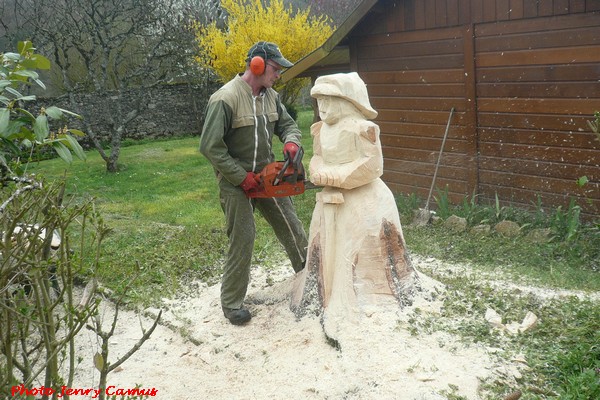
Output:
[
  {"xmin": 246, "ymin": 41, "xmax": 293, "ymax": 68},
  {"xmin": 311, "ymin": 72, "xmax": 378, "ymax": 120}
]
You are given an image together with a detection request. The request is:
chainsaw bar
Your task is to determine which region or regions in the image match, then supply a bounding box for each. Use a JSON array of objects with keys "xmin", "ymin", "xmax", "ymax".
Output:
[{"xmin": 304, "ymin": 182, "xmax": 323, "ymax": 190}]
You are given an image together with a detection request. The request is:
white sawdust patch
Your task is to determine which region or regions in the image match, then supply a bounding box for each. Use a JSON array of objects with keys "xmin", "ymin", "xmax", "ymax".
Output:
[
  {"xmin": 67, "ymin": 260, "xmax": 483, "ymax": 399},
  {"xmin": 68, "ymin": 254, "xmax": 598, "ymax": 399}
]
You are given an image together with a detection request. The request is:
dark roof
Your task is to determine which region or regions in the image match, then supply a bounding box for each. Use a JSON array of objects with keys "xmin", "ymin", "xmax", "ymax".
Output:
[{"xmin": 281, "ymin": 0, "xmax": 378, "ymax": 83}]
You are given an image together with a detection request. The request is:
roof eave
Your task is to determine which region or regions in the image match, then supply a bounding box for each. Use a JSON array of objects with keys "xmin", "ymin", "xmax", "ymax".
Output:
[{"xmin": 281, "ymin": 0, "xmax": 379, "ymax": 83}]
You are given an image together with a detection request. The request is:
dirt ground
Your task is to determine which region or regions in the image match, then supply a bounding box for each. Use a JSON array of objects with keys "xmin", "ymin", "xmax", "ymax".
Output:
[{"xmin": 68, "ymin": 254, "xmax": 536, "ymax": 400}]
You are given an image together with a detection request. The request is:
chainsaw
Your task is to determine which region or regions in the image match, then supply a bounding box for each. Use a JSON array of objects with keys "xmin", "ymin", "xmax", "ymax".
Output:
[{"xmin": 246, "ymin": 147, "xmax": 308, "ymax": 198}]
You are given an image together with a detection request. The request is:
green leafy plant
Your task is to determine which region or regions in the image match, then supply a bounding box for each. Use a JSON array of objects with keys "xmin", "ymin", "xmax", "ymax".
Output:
[
  {"xmin": 0, "ymin": 41, "xmax": 85, "ymax": 177},
  {"xmin": 433, "ymin": 186, "xmax": 451, "ymax": 218},
  {"xmin": 552, "ymin": 198, "xmax": 582, "ymax": 242},
  {"xmin": 0, "ymin": 179, "xmax": 105, "ymax": 397},
  {"xmin": 529, "ymin": 194, "xmax": 549, "ymax": 227},
  {"xmin": 395, "ymin": 192, "xmax": 421, "ymax": 217},
  {"xmin": 577, "ymin": 176, "xmax": 589, "ymax": 188},
  {"xmin": 1, "ymin": 41, "xmax": 160, "ymax": 399},
  {"xmin": 553, "ymin": 342, "xmax": 600, "ymax": 400},
  {"xmin": 587, "ymin": 110, "xmax": 600, "ymax": 142},
  {"xmin": 458, "ymin": 189, "xmax": 489, "ymax": 224}
]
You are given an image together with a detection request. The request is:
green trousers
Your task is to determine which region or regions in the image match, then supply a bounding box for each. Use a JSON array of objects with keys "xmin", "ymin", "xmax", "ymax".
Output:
[{"xmin": 218, "ymin": 179, "xmax": 308, "ymax": 310}]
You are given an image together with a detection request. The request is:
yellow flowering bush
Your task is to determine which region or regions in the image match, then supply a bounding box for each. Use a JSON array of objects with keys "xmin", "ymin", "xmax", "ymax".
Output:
[{"xmin": 193, "ymin": 0, "xmax": 333, "ymax": 87}]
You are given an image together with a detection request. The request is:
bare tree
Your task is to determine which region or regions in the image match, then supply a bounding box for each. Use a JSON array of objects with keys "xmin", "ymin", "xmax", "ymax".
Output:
[
  {"xmin": 178, "ymin": 0, "xmax": 225, "ymax": 27},
  {"xmin": 2, "ymin": 0, "xmax": 202, "ymax": 172},
  {"xmin": 291, "ymin": 0, "xmax": 361, "ymax": 25}
]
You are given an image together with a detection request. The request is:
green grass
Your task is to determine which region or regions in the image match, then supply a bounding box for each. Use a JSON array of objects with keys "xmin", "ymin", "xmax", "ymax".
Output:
[
  {"xmin": 404, "ymin": 224, "xmax": 600, "ymax": 292},
  {"xmin": 25, "ymin": 109, "xmax": 600, "ymax": 399},
  {"xmin": 394, "ymin": 193, "xmax": 599, "ymax": 399},
  {"xmin": 404, "ymin": 275, "xmax": 600, "ymax": 399},
  {"xmin": 395, "ymin": 186, "xmax": 600, "ymax": 292}
]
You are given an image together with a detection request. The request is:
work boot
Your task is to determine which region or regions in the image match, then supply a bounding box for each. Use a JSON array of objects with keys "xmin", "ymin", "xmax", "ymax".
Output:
[{"xmin": 222, "ymin": 307, "xmax": 251, "ymax": 325}]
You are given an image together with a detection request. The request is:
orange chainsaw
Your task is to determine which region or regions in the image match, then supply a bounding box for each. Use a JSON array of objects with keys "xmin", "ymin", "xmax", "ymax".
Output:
[{"xmin": 246, "ymin": 147, "xmax": 307, "ymax": 198}]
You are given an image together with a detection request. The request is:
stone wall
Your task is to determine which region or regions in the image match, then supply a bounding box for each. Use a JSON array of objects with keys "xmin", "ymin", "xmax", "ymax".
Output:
[{"xmin": 39, "ymin": 82, "xmax": 219, "ymax": 147}]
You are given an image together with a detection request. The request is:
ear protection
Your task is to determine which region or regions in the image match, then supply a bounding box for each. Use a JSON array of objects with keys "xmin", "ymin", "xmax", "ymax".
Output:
[
  {"xmin": 250, "ymin": 56, "xmax": 266, "ymax": 75},
  {"xmin": 249, "ymin": 43, "xmax": 268, "ymax": 76}
]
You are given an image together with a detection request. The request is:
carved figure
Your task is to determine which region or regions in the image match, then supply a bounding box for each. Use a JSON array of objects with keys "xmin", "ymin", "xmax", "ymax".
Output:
[{"xmin": 291, "ymin": 72, "xmax": 415, "ymax": 344}]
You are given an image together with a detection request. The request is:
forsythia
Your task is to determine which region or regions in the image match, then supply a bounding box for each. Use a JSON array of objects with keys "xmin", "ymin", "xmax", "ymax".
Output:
[{"xmin": 193, "ymin": 0, "xmax": 334, "ymax": 83}]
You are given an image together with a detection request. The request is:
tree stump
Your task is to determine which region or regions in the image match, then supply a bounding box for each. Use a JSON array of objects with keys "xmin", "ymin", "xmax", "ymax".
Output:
[{"xmin": 290, "ymin": 73, "xmax": 416, "ymax": 344}]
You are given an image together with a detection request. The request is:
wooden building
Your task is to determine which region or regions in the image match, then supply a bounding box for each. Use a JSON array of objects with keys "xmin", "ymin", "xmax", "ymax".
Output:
[{"xmin": 283, "ymin": 0, "xmax": 600, "ymax": 216}]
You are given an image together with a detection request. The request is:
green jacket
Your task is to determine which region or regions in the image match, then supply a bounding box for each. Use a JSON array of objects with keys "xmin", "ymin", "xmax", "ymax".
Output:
[{"xmin": 200, "ymin": 75, "xmax": 302, "ymax": 186}]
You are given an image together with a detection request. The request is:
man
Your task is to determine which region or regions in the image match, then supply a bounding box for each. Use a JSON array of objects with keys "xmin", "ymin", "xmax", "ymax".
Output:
[{"xmin": 199, "ymin": 41, "xmax": 308, "ymax": 325}]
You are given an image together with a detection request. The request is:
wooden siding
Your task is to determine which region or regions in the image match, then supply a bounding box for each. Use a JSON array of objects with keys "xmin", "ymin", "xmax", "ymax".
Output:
[
  {"xmin": 351, "ymin": 1, "xmax": 600, "ymax": 214},
  {"xmin": 356, "ymin": 26, "xmax": 474, "ymax": 203},
  {"xmin": 365, "ymin": 0, "xmax": 600, "ymax": 32},
  {"xmin": 474, "ymin": 11, "xmax": 600, "ymax": 213}
]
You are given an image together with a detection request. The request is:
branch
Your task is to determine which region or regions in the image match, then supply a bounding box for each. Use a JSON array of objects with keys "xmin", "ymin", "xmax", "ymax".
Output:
[
  {"xmin": 76, "ymin": 279, "xmax": 98, "ymax": 312},
  {"xmin": 107, "ymin": 309, "xmax": 162, "ymax": 373},
  {"xmin": 0, "ymin": 181, "xmax": 43, "ymax": 214}
]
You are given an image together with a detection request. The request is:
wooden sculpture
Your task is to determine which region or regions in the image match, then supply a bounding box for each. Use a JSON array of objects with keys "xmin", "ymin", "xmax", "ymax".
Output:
[{"xmin": 291, "ymin": 72, "xmax": 416, "ymax": 344}]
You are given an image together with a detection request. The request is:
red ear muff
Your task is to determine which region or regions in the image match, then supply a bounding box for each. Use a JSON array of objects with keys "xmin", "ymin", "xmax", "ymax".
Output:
[{"xmin": 250, "ymin": 56, "xmax": 265, "ymax": 75}]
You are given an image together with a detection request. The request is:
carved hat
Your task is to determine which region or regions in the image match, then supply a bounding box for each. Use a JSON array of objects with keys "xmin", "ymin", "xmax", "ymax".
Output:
[{"xmin": 310, "ymin": 72, "xmax": 378, "ymax": 120}]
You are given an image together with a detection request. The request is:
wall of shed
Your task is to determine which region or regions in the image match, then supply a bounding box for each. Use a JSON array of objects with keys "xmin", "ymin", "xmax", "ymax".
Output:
[{"xmin": 351, "ymin": 0, "xmax": 600, "ymax": 215}]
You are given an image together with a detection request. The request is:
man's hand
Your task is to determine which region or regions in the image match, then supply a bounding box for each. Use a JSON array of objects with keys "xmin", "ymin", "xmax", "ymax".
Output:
[
  {"xmin": 283, "ymin": 142, "xmax": 300, "ymax": 160},
  {"xmin": 240, "ymin": 172, "xmax": 259, "ymax": 192}
]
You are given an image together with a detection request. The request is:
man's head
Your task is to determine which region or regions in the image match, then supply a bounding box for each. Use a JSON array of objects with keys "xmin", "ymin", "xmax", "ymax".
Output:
[{"xmin": 246, "ymin": 41, "xmax": 293, "ymax": 76}]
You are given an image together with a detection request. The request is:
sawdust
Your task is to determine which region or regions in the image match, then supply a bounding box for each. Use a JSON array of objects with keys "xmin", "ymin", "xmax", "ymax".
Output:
[
  {"xmin": 69, "ymin": 257, "xmax": 506, "ymax": 400},
  {"xmin": 71, "ymin": 253, "xmax": 600, "ymax": 399}
]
